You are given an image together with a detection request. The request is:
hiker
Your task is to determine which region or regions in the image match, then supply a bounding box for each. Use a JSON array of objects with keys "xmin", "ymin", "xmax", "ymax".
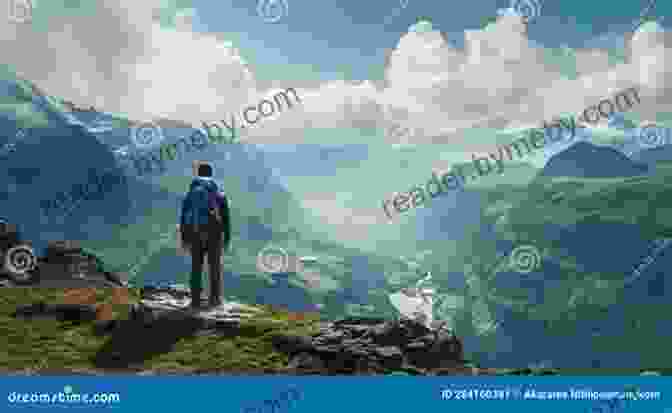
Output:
[{"xmin": 178, "ymin": 161, "xmax": 231, "ymax": 309}]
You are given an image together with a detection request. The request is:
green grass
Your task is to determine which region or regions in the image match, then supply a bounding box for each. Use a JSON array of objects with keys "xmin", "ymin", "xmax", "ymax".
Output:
[{"xmin": 0, "ymin": 288, "xmax": 320, "ymax": 374}]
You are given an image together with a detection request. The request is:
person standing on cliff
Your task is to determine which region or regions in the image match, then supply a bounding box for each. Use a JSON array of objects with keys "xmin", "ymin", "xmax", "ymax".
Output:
[{"xmin": 178, "ymin": 161, "xmax": 231, "ymax": 309}]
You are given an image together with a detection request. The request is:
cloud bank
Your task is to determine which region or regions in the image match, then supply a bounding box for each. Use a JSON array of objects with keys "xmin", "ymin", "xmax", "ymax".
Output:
[{"xmin": 1, "ymin": 1, "xmax": 670, "ymax": 154}]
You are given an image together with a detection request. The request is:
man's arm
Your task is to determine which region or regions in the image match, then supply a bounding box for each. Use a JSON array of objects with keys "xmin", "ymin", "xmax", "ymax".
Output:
[
  {"xmin": 179, "ymin": 193, "xmax": 191, "ymax": 228},
  {"xmin": 220, "ymin": 194, "xmax": 231, "ymax": 248}
]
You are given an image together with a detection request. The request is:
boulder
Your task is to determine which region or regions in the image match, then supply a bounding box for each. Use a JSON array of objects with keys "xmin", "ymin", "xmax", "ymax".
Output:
[{"xmin": 271, "ymin": 317, "xmax": 465, "ymax": 375}]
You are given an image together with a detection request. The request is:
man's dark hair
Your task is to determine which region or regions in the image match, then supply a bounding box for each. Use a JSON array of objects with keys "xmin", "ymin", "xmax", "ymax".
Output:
[{"xmin": 197, "ymin": 163, "xmax": 213, "ymax": 177}]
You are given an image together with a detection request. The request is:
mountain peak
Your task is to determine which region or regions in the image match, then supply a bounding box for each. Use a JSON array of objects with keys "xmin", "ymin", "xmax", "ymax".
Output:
[{"xmin": 540, "ymin": 141, "xmax": 648, "ymax": 178}]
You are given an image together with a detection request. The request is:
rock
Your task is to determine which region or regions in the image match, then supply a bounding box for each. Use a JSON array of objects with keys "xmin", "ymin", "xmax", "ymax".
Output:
[
  {"xmin": 271, "ymin": 316, "xmax": 466, "ymax": 375},
  {"xmin": 0, "ymin": 221, "xmax": 21, "ymax": 251},
  {"xmin": 92, "ymin": 319, "xmax": 119, "ymax": 335},
  {"xmin": 314, "ymin": 344, "xmax": 342, "ymax": 354},
  {"xmin": 12, "ymin": 302, "xmax": 98, "ymax": 322},
  {"xmin": 103, "ymin": 271, "xmax": 128, "ymax": 287},
  {"xmin": 428, "ymin": 329, "xmax": 464, "ymax": 367},
  {"xmin": 45, "ymin": 240, "xmax": 82, "ymax": 257},
  {"xmin": 405, "ymin": 340, "xmax": 428, "ymax": 351},
  {"xmin": 130, "ymin": 303, "xmax": 156, "ymax": 326},
  {"xmin": 270, "ymin": 334, "xmax": 314, "ymax": 354},
  {"xmin": 372, "ymin": 319, "xmax": 429, "ymax": 347},
  {"xmin": 374, "ymin": 346, "xmax": 404, "ymax": 369},
  {"xmin": 375, "ymin": 346, "xmax": 403, "ymax": 359},
  {"xmin": 332, "ymin": 316, "xmax": 387, "ymax": 326},
  {"xmin": 287, "ymin": 352, "xmax": 325, "ymax": 370}
]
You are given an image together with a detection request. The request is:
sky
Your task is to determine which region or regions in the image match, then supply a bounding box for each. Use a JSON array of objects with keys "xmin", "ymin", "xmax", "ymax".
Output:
[
  {"xmin": 0, "ymin": 0, "xmax": 670, "ymax": 150},
  {"xmin": 0, "ymin": 0, "xmax": 671, "ymax": 247}
]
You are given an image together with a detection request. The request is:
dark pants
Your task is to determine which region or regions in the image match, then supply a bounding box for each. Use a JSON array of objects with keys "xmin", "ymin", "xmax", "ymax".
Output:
[{"xmin": 181, "ymin": 218, "xmax": 223, "ymax": 307}]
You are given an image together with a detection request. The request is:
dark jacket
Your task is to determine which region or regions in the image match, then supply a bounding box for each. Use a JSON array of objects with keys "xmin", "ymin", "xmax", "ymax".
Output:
[
  {"xmin": 179, "ymin": 177, "xmax": 231, "ymax": 246},
  {"xmin": 180, "ymin": 177, "xmax": 219, "ymax": 227}
]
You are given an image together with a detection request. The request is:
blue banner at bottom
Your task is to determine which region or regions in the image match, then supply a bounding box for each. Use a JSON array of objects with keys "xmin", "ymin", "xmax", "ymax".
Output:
[{"xmin": 1, "ymin": 376, "xmax": 668, "ymax": 412}]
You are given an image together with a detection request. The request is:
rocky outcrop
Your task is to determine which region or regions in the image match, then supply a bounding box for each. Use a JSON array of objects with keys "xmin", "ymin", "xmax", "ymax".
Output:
[
  {"xmin": 131, "ymin": 285, "xmax": 263, "ymax": 329},
  {"xmin": 12, "ymin": 302, "xmax": 99, "ymax": 322},
  {"xmin": 271, "ymin": 317, "xmax": 469, "ymax": 375},
  {"xmin": 1, "ymin": 239, "xmax": 127, "ymax": 288}
]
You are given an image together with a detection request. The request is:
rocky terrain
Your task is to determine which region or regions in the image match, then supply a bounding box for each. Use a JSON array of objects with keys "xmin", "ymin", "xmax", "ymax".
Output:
[{"xmin": 4, "ymin": 279, "xmax": 558, "ymax": 375}]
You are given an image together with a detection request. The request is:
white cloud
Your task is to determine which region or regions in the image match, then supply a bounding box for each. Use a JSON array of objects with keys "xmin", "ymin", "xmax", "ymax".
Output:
[
  {"xmin": 1, "ymin": 3, "xmax": 670, "ymax": 151},
  {"xmin": 0, "ymin": 0, "xmax": 255, "ymax": 125}
]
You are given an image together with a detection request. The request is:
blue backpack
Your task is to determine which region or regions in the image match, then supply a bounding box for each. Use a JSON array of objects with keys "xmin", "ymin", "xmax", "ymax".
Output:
[{"xmin": 180, "ymin": 177, "xmax": 219, "ymax": 227}]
